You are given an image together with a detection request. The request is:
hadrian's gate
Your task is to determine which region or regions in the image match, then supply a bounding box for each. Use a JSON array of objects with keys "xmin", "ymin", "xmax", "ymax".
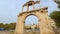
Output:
[{"xmin": 15, "ymin": 0, "xmax": 57, "ymax": 34}]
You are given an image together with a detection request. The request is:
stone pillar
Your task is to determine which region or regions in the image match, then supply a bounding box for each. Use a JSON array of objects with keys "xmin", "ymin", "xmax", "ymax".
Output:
[
  {"xmin": 26, "ymin": 5, "xmax": 29, "ymax": 12},
  {"xmin": 38, "ymin": 14, "xmax": 55, "ymax": 34},
  {"xmin": 15, "ymin": 16, "xmax": 24, "ymax": 34},
  {"xmin": 32, "ymin": 2, "xmax": 35, "ymax": 10},
  {"xmin": 22, "ymin": 6, "xmax": 24, "ymax": 12}
]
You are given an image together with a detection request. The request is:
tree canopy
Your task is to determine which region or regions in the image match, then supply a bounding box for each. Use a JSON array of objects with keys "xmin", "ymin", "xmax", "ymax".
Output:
[
  {"xmin": 50, "ymin": 11, "xmax": 60, "ymax": 28},
  {"xmin": 55, "ymin": 0, "xmax": 60, "ymax": 9},
  {"xmin": 0, "ymin": 22, "xmax": 16, "ymax": 30}
]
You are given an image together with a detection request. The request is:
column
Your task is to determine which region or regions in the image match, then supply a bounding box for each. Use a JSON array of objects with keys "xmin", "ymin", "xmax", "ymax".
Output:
[
  {"xmin": 32, "ymin": 2, "xmax": 35, "ymax": 10},
  {"xmin": 16, "ymin": 17, "xmax": 24, "ymax": 34},
  {"xmin": 22, "ymin": 6, "xmax": 24, "ymax": 12},
  {"xmin": 26, "ymin": 5, "xmax": 29, "ymax": 12}
]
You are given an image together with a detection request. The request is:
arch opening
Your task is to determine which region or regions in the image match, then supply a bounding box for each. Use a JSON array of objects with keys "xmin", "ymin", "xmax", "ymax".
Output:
[{"xmin": 24, "ymin": 15, "xmax": 40, "ymax": 34}]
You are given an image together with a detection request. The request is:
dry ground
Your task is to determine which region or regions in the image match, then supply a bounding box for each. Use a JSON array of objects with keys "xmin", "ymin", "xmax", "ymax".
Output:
[
  {"xmin": 0, "ymin": 31, "xmax": 14, "ymax": 34},
  {"xmin": 0, "ymin": 30, "xmax": 40, "ymax": 34}
]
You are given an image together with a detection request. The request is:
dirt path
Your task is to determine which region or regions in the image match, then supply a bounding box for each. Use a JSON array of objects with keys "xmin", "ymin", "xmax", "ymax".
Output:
[{"xmin": 0, "ymin": 31, "xmax": 14, "ymax": 34}]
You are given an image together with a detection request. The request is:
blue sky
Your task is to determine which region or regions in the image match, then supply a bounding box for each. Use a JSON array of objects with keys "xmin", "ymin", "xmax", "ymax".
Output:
[{"xmin": 0, "ymin": 0, "xmax": 58, "ymax": 24}]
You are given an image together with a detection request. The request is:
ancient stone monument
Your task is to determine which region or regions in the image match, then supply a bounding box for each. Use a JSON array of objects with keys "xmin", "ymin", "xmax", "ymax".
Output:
[{"xmin": 15, "ymin": 0, "xmax": 57, "ymax": 34}]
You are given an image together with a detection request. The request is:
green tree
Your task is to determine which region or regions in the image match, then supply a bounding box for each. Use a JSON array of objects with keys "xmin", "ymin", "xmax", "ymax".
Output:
[
  {"xmin": 9, "ymin": 23, "xmax": 16, "ymax": 30},
  {"xmin": 0, "ymin": 22, "xmax": 16, "ymax": 30},
  {"xmin": 55, "ymin": 0, "xmax": 60, "ymax": 9},
  {"xmin": 0, "ymin": 23, "xmax": 4, "ymax": 28},
  {"xmin": 50, "ymin": 11, "xmax": 60, "ymax": 28},
  {"xmin": 4, "ymin": 24, "xmax": 10, "ymax": 30}
]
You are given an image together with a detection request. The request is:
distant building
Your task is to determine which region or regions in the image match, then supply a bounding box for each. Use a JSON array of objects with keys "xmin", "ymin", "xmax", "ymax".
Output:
[
  {"xmin": 31, "ymin": 24, "xmax": 39, "ymax": 29},
  {"xmin": 25, "ymin": 23, "xmax": 39, "ymax": 30}
]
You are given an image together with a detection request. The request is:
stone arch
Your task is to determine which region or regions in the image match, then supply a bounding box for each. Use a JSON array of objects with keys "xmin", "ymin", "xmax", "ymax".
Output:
[
  {"xmin": 15, "ymin": 7, "xmax": 57, "ymax": 34},
  {"xmin": 15, "ymin": 0, "xmax": 57, "ymax": 34}
]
